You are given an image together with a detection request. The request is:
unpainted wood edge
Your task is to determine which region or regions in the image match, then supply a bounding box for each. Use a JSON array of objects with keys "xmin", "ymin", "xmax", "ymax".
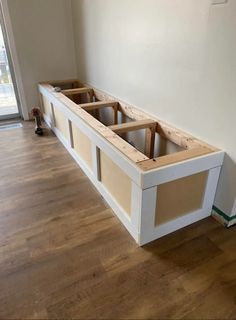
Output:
[
  {"xmin": 113, "ymin": 105, "xmax": 118, "ymax": 125},
  {"xmin": 137, "ymin": 147, "xmax": 214, "ymax": 171},
  {"xmin": 156, "ymin": 122, "xmax": 217, "ymax": 152},
  {"xmin": 145, "ymin": 126, "xmax": 156, "ymax": 159},
  {"xmin": 61, "ymin": 87, "xmax": 93, "ymax": 95},
  {"xmin": 79, "ymin": 101, "xmax": 118, "ymax": 111},
  {"xmin": 109, "ymin": 119, "xmax": 157, "ymax": 134}
]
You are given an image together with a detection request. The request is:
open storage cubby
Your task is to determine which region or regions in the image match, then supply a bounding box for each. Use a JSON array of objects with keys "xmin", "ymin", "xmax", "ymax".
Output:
[{"xmin": 38, "ymin": 79, "xmax": 224, "ymax": 245}]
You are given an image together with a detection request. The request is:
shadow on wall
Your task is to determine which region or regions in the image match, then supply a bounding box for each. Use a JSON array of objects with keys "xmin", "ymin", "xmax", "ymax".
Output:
[
  {"xmin": 215, "ymin": 154, "xmax": 236, "ymax": 217},
  {"xmin": 72, "ymin": 1, "xmax": 88, "ymax": 83}
]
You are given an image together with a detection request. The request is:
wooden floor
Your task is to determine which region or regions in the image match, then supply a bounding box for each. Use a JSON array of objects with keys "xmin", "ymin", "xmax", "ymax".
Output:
[{"xmin": 0, "ymin": 121, "xmax": 236, "ymax": 319}]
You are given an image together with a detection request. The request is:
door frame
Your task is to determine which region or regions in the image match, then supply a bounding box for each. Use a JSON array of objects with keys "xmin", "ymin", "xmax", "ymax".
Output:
[{"xmin": 0, "ymin": 0, "xmax": 28, "ymax": 120}]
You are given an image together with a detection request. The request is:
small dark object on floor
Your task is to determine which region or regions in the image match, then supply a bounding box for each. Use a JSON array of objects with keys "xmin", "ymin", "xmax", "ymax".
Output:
[
  {"xmin": 35, "ymin": 126, "xmax": 43, "ymax": 135},
  {"xmin": 32, "ymin": 107, "xmax": 43, "ymax": 136}
]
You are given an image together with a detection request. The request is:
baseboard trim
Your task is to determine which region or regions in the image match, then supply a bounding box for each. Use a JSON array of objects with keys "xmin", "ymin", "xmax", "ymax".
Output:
[{"xmin": 212, "ymin": 205, "xmax": 236, "ymax": 227}]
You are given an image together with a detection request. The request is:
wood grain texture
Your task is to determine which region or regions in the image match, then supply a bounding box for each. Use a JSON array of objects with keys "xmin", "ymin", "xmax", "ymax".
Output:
[
  {"xmin": 61, "ymin": 87, "xmax": 93, "ymax": 95},
  {"xmin": 109, "ymin": 119, "xmax": 156, "ymax": 134},
  {"xmin": 137, "ymin": 147, "xmax": 213, "ymax": 170},
  {"xmin": 80, "ymin": 101, "xmax": 118, "ymax": 111},
  {"xmin": 0, "ymin": 121, "xmax": 233, "ymax": 319},
  {"xmin": 145, "ymin": 126, "xmax": 156, "ymax": 159}
]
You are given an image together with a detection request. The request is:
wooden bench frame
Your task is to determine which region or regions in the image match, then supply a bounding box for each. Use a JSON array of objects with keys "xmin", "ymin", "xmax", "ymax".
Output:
[{"xmin": 38, "ymin": 79, "xmax": 224, "ymax": 245}]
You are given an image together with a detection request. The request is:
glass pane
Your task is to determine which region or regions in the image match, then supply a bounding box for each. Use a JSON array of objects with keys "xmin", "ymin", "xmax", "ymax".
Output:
[{"xmin": 0, "ymin": 24, "xmax": 18, "ymax": 116}]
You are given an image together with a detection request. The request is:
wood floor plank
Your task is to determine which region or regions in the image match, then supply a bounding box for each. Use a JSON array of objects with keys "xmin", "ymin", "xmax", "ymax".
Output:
[{"xmin": 0, "ymin": 120, "xmax": 234, "ymax": 319}]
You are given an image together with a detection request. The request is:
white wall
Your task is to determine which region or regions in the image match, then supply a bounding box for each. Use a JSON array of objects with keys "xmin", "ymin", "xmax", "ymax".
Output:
[
  {"xmin": 6, "ymin": 0, "xmax": 77, "ymax": 117},
  {"xmin": 71, "ymin": 0, "xmax": 236, "ymax": 217}
]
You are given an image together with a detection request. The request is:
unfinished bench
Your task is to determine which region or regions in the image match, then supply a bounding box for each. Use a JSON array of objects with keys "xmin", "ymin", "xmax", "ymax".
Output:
[{"xmin": 38, "ymin": 79, "xmax": 224, "ymax": 245}]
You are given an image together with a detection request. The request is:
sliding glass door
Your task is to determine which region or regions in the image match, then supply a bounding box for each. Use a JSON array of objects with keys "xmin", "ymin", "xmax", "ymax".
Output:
[{"xmin": 0, "ymin": 13, "xmax": 21, "ymax": 120}]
